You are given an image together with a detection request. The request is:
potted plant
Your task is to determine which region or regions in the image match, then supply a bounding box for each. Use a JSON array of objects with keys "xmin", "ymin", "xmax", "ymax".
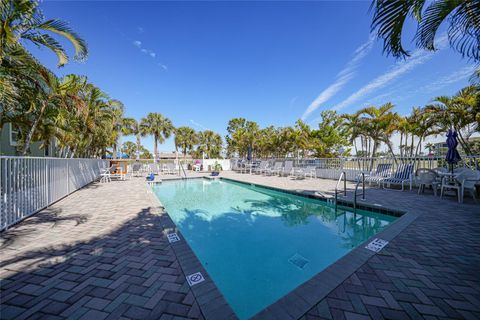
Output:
[{"xmin": 211, "ymin": 161, "xmax": 222, "ymax": 176}]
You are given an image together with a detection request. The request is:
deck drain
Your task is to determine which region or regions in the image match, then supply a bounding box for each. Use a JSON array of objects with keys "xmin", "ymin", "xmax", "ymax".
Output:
[
  {"xmin": 167, "ymin": 233, "xmax": 180, "ymax": 243},
  {"xmin": 365, "ymin": 238, "xmax": 389, "ymax": 252},
  {"xmin": 289, "ymin": 253, "xmax": 309, "ymax": 269},
  {"xmin": 186, "ymin": 272, "xmax": 205, "ymax": 286}
]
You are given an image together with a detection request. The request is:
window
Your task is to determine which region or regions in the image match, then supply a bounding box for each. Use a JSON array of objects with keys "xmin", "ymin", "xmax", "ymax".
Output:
[{"xmin": 9, "ymin": 123, "xmax": 19, "ymax": 146}]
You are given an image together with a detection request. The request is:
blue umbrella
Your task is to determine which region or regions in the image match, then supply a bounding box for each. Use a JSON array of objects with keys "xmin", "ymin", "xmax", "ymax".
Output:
[
  {"xmin": 247, "ymin": 145, "xmax": 252, "ymax": 161},
  {"xmin": 445, "ymin": 129, "xmax": 461, "ymax": 174}
]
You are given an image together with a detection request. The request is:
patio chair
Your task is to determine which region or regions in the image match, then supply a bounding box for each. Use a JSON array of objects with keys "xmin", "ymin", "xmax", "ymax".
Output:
[
  {"xmin": 382, "ymin": 163, "xmax": 415, "ymax": 191},
  {"xmin": 266, "ymin": 162, "xmax": 283, "ymax": 176},
  {"xmin": 100, "ymin": 165, "xmax": 113, "ymax": 183},
  {"xmin": 458, "ymin": 169, "xmax": 480, "ymax": 203},
  {"xmin": 293, "ymin": 166, "xmax": 317, "ymax": 179},
  {"xmin": 148, "ymin": 163, "xmax": 159, "ymax": 174},
  {"xmin": 364, "ymin": 163, "xmax": 392, "ymax": 187},
  {"xmin": 416, "ymin": 168, "xmax": 440, "ymax": 196},
  {"xmin": 131, "ymin": 163, "xmax": 143, "ymax": 177},
  {"xmin": 253, "ymin": 161, "xmax": 269, "ymax": 174},
  {"xmin": 441, "ymin": 168, "xmax": 480, "ymax": 203},
  {"xmin": 280, "ymin": 160, "xmax": 294, "ymax": 177}
]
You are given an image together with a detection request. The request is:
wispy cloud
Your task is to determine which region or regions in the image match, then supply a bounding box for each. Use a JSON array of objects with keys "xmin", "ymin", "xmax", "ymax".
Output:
[
  {"xmin": 333, "ymin": 35, "xmax": 449, "ymax": 112},
  {"xmin": 137, "ymin": 26, "xmax": 144, "ymax": 34},
  {"xmin": 158, "ymin": 63, "xmax": 168, "ymax": 70},
  {"xmin": 421, "ymin": 65, "xmax": 477, "ymax": 93},
  {"xmin": 301, "ymin": 34, "xmax": 375, "ymax": 120},
  {"xmin": 190, "ymin": 120, "xmax": 208, "ymax": 130},
  {"xmin": 133, "ymin": 40, "xmax": 156, "ymax": 58}
]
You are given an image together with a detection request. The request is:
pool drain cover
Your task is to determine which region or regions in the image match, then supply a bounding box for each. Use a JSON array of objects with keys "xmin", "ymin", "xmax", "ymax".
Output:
[
  {"xmin": 167, "ymin": 233, "xmax": 180, "ymax": 243},
  {"xmin": 365, "ymin": 238, "xmax": 389, "ymax": 252},
  {"xmin": 186, "ymin": 272, "xmax": 205, "ymax": 286},
  {"xmin": 289, "ymin": 253, "xmax": 309, "ymax": 269}
]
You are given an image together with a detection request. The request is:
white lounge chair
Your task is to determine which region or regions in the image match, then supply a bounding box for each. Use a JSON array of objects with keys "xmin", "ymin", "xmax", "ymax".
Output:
[
  {"xmin": 266, "ymin": 162, "xmax": 283, "ymax": 176},
  {"xmin": 253, "ymin": 161, "xmax": 269, "ymax": 174},
  {"xmin": 382, "ymin": 163, "xmax": 415, "ymax": 191},
  {"xmin": 280, "ymin": 161, "xmax": 294, "ymax": 177},
  {"xmin": 364, "ymin": 163, "xmax": 392, "ymax": 187},
  {"xmin": 293, "ymin": 166, "xmax": 317, "ymax": 179}
]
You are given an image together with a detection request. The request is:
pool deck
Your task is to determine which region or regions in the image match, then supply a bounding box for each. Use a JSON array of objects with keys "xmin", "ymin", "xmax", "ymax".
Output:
[{"xmin": 1, "ymin": 171, "xmax": 479, "ymax": 319}]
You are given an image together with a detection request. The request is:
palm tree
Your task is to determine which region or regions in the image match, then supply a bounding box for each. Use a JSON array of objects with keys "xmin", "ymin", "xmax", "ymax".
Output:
[
  {"xmin": 175, "ymin": 126, "xmax": 197, "ymax": 160},
  {"xmin": 371, "ymin": 0, "xmax": 479, "ymax": 63},
  {"xmin": 0, "ymin": 0, "xmax": 88, "ymax": 66},
  {"xmin": 122, "ymin": 118, "xmax": 144, "ymax": 159},
  {"xmin": 140, "ymin": 112, "xmax": 174, "ymax": 162},
  {"xmin": 197, "ymin": 130, "xmax": 222, "ymax": 158}
]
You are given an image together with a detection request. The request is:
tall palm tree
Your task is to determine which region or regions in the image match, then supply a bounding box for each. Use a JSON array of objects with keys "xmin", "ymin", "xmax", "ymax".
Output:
[
  {"xmin": 1, "ymin": 0, "xmax": 88, "ymax": 66},
  {"xmin": 140, "ymin": 112, "xmax": 174, "ymax": 162},
  {"xmin": 371, "ymin": 0, "xmax": 480, "ymax": 63},
  {"xmin": 175, "ymin": 126, "xmax": 197, "ymax": 160}
]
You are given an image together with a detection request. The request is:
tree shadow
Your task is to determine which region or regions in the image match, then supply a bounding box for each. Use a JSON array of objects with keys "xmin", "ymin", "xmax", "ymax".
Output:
[
  {"xmin": 0, "ymin": 207, "xmax": 89, "ymax": 250},
  {"xmin": 0, "ymin": 207, "xmax": 196, "ymax": 319}
]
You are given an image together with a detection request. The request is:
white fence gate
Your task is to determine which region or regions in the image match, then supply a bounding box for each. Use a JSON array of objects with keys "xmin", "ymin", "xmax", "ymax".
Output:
[{"xmin": 0, "ymin": 157, "xmax": 107, "ymax": 231}]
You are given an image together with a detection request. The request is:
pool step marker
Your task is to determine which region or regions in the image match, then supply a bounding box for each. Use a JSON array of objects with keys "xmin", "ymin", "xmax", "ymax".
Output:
[
  {"xmin": 365, "ymin": 238, "xmax": 389, "ymax": 252},
  {"xmin": 289, "ymin": 253, "xmax": 309, "ymax": 269},
  {"xmin": 186, "ymin": 272, "xmax": 205, "ymax": 286},
  {"xmin": 167, "ymin": 233, "xmax": 181, "ymax": 243}
]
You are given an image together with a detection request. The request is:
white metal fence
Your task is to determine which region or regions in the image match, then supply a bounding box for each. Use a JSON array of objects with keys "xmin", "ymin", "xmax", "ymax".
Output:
[
  {"xmin": 231, "ymin": 156, "xmax": 480, "ymax": 181},
  {"xmin": 0, "ymin": 157, "xmax": 107, "ymax": 231}
]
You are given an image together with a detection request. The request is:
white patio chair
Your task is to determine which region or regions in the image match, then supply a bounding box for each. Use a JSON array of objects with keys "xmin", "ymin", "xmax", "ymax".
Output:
[
  {"xmin": 280, "ymin": 161, "xmax": 294, "ymax": 177},
  {"xmin": 100, "ymin": 165, "xmax": 113, "ymax": 183},
  {"xmin": 440, "ymin": 172, "xmax": 463, "ymax": 203},
  {"xmin": 266, "ymin": 162, "xmax": 283, "ymax": 176},
  {"xmin": 457, "ymin": 169, "xmax": 480, "ymax": 203},
  {"xmin": 416, "ymin": 168, "xmax": 440, "ymax": 196}
]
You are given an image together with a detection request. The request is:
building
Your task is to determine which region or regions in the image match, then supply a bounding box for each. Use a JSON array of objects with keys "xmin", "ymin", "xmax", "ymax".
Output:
[{"xmin": 0, "ymin": 123, "xmax": 56, "ymax": 157}]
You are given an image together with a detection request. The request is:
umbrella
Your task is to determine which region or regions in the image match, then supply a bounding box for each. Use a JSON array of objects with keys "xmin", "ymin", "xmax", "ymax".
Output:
[
  {"xmin": 247, "ymin": 145, "xmax": 252, "ymax": 161},
  {"xmin": 445, "ymin": 129, "xmax": 461, "ymax": 174}
]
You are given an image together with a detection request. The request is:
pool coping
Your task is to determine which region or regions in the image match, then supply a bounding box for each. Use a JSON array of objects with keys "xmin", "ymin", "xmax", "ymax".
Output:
[
  {"xmin": 146, "ymin": 177, "xmax": 238, "ymax": 320},
  {"xmin": 148, "ymin": 176, "xmax": 419, "ymax": 320}
]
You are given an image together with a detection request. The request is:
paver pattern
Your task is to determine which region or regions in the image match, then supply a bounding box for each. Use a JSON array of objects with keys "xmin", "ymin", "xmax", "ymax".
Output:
[
  {"xmin": 1, "ymin": 171, "xmax": 479, "ymax": 320},
  {"xmin": 221, "ymin": 172, "xmax": 480, "ymax": 320},
  {"xmin": 0, "ymin": 176, "xmax": 206, "ymax": 320}
]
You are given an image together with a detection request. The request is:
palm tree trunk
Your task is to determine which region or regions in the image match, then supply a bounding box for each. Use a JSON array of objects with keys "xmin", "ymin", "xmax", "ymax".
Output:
[
  {"xmin": 22, "ymin": 101, "xmax": 47, "ymax": 156},
  {"xmin": 154, "ymin": 136, "xmax": 158, "ymax": 163},
  {"xmin": 399, "ymin": 133, "xmax": 404, "ymax": 158},
  {"xmin": 136, "ymin": 134, "xmax": 141, "ymax": 160}
]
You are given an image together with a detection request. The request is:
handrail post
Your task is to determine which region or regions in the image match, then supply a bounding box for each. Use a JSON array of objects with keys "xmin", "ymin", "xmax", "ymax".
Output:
[
  {"xmin": 362, "ymin": 172, "xmax": 366, "ymax": 200},
  {"xmin": 343, "ymin": 171, "xmax": 346, "ymax": 196}
]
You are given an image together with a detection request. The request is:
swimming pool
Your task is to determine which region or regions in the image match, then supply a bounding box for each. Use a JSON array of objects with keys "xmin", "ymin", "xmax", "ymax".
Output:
[{"xmin": 152, "ymin": 178, "xmax": 397, "ymax": 319}]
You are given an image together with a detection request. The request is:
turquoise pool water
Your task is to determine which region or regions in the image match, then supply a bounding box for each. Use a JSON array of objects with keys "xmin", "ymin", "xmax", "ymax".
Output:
[{"xmin": 152, "ymin": 178, "xmax": 396, "ymax": 319}]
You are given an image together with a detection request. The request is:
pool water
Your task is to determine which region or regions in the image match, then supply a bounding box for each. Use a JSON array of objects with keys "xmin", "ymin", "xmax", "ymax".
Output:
[{"xmin": 152, "ymin": 178, "xmax": 396, "ymax": 319}]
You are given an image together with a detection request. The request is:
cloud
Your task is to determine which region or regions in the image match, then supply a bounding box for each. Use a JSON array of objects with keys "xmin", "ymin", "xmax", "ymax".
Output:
[
  {"xmin": 158, "ymin": 63, "xmax": 168, "ymax": 71},
  {"xmin": 333, "ymin": 35, "xmax": 449, "ymax": 112},
  {"xmin": 190, "ymin": 120, "xmax": 208, "ymax": 130},
  {"xmin": 133, "ymin": 40, "xmax": 156, "ymax": 59},
  {"xmin": 137, "ymin": 26, "xmax": 144, "ymax": 33},
  {"xmin": 301, "ymin": 34, "xmax": 375, "ymax": 120},
  {"xmin": 421, "ymin": 65, "xmax": 477, "ymax": 93}
]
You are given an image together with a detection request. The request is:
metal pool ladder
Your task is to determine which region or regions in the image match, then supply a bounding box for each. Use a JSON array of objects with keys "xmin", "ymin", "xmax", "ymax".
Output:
[
  {"xmin": 353, "ymin": 173, "xmax": 366, "ymax": 211},
  {"xmin": 334, "ymin": 171, "xmax": 347, "ymax": 210},
  {"xmin": 334, "ymin": 171, "xmax": 366, "ymax": 212}
]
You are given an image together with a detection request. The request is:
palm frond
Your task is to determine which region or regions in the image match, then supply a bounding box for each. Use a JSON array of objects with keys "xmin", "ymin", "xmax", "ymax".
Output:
[
  {"xmin": 35, "ymin": 19, "xmax": 88, "ymax": 62},
  {"xmin": 21, "ymin": 32, "xmax": 68, "ymax": 66},
  {"xmin": 371, "ymin": 0, "xmax": 426, "ymax": 59}
]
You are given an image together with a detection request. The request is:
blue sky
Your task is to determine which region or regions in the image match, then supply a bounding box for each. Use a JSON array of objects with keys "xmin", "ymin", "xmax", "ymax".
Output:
[{"xmin": 32, "ymin": 1, "xmax": 476, "ymax": 152}]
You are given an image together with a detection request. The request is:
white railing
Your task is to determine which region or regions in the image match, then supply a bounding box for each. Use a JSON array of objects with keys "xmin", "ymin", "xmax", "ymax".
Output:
[
  {"xmin": 0, "ymin": 157, "xmax": 107, "ymax": 231},
  {"xmin": 232, "ymin": 156, "xmax": 480, "ymax": 181}
]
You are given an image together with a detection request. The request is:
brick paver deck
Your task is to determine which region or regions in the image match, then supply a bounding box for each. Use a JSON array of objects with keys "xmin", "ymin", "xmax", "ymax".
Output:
[
  {"xmin": 0, "ymin": 176, "xmax": 209, "ymax": 320},
  {"xmin": 1, "ymin": 172, "xmax": 479, "ymax": 320}
]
